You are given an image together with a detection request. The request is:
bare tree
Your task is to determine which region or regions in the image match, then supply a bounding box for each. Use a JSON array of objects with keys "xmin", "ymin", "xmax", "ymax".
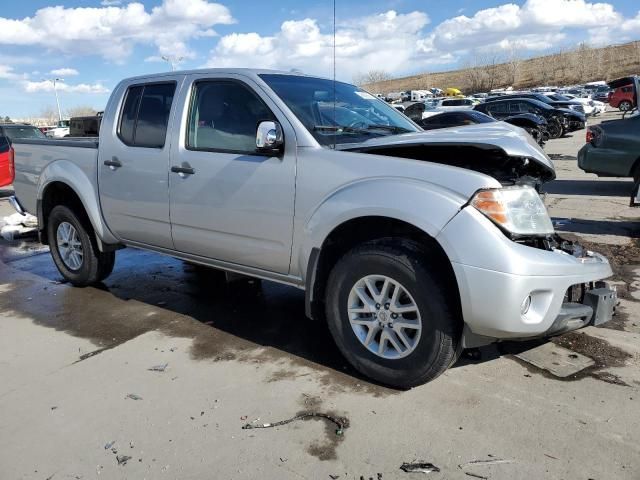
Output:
[
  {"xmin": 502, "ymin": 48, "xmax": 521, "ymax": 87},
  {"xmin": 462, "ymin": 54, "xmax": 502, "ymax": 93},
  {"xmin": 40, "ymin": 106, "xmax": 59, "ymax": 125},
  {"xmin": 66, "ymin": 106, "xmax": 98, "ymax": 117},
  {"xmin": 353, "ymin": 70, "xmax": 392, "ymax": 92}
]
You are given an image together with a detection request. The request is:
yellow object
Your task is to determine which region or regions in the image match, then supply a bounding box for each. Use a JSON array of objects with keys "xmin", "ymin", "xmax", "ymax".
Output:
[{"xmin": 444, "ymin": 88, "xmax": 463, "ymax": 97}]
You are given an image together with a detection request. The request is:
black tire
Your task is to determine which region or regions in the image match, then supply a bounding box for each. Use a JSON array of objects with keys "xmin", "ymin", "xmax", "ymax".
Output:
[
  {"xmin": 325, "ymin": 240, "xmax": 461, "ymax": 388},
  {"xmin": 547, "ymin": 119, "xmax": 563, "ymax": 139},
  {"xmin": 619, "ymin": 100, "xmax": 632, "ymax": 112},
  {"xmin": 48, "ymin": 205, "xmax": 115, "ymax": 286}
]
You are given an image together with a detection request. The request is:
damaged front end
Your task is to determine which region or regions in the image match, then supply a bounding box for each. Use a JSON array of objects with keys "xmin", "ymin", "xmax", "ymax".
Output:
[{"xmin": 340, "ymin": 123, "xmax": 555, "ymax": 190}]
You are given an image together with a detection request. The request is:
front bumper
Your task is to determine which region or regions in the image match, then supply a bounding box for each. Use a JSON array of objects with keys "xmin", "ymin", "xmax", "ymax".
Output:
[
  {"xmin": 437, "ymin": 206, "xmax": 613, "ymax": 339},
  {"xmin": 568, "ymin": 120, "xmax": 586, "ymax": 131}
]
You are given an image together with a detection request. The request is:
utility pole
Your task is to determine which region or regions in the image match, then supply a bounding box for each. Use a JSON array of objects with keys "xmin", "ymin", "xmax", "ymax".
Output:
[
  {"xmin": 161, "ymin": 55, "xmax": 184, "ymax": 72},
  {"xmin": 43, "ymin": 77, "xmax": 64, "ymax": 122}
]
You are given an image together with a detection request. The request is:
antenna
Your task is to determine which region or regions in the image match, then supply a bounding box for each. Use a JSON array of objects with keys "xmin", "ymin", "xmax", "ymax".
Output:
[{"xmin": 333, "ymin": 0, "xmax": 336, "ymax": 150}]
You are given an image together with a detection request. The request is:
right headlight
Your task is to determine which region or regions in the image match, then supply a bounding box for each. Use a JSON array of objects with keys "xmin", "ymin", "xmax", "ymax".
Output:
[{"xmin": 471, "ymin": 186, "xmax": 554, "ymax": 236}]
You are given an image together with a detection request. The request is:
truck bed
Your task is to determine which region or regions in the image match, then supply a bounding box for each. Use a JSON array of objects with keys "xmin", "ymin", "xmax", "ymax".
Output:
[{"xmin": 11, "ymin": 138, "xmax": 99, "ymax": 216}]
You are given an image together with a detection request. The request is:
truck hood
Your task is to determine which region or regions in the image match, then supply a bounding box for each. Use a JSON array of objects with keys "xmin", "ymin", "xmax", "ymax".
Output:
[{"xmin": 339, "ymin": 122, "xmax": 555, "ymax": 183}]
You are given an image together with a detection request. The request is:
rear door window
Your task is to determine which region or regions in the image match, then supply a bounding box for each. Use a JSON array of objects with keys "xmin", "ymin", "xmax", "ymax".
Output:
[
  {"xmin": 118, "ymin": 82, "xmax": 176, "ymax": 148},
  {"xmin": 118, "ymin": 86, "xmax": 143, "ymax": 145}
]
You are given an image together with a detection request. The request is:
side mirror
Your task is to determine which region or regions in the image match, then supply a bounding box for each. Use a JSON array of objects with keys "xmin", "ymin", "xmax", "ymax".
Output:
[{"xmin": 256, "ymin": 121, "xmax": 284, "ymax": 153}]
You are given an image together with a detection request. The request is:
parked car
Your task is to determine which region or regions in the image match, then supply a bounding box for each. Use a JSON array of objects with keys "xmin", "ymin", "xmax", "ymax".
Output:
[
  {"xmin": 418, "ymin": 111, "xmax": 547, "ymax": 146},
  {"xmin": 10, "ymin": 69, "xmax": 615, "ymax": 388},
  {"xmin": 418, "ymin": 111, "xmax": 495, "ymax": 130},
  {"xmin": 484, "ymin": 92, "xmax": 586, "ymax": 115},
  {"xmin": 435, "ymin": 97, "xmax": 476, "ymax": 110},
  {"xmin": 545, "ymin": 93, "xmax": 595, "ymax": 116},
  {"xmin": 579, "ymin": 76, "xmax": 640, "ymax": 180},
  {"xmin": 579, "ymin": 114, "xmax": 640, "ymax": 179},
  {"xmin": 0, "ymin": 124, "xmax": 47, "ymax": 187},
  {"xmin": 608, "ymin": 84, "xmax": 636, "ymax": 112},
  {"xmin": 474, "ymin": 97, "xmax": 585, "ymax": 138},
  {"xmin": 45, "ymin": 119, "xmax": 71, "ymax": 138}
]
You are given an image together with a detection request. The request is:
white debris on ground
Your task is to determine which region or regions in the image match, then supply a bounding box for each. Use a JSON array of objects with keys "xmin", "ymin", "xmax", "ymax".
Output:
[{"xmin": 1, "ymin": 213, "xmax": 38, "ymax": 241}]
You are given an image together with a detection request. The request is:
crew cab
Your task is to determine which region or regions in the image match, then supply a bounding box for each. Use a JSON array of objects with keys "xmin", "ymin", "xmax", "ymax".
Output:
[{"xmin": 10, "ymin": 69, "xmax": 615, "ymax": 388}]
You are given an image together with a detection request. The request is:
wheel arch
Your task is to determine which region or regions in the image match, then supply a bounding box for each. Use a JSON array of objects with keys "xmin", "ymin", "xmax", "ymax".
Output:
[
  {"xmin": 304, "ymin": 216, "xmax": 462, "ymax": 326},
  {"xmin": 37, "ymin": 162, "xmax": 119, "ymax": 250}
]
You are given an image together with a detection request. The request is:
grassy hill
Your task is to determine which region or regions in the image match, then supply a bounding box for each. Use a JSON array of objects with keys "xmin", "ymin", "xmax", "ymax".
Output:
[{"xmin": 368, "ymin": 40, "xmax": 640, "ymax": 94}]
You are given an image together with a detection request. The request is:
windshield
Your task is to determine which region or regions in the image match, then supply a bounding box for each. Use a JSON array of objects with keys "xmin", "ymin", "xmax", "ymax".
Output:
[
  {"xmin": 260, "ymin": 74, "xmax": 419, "ymax": 146},
  {"xmin": 3, "ymin": 126, "xmax": 47, "ymax": 140}
]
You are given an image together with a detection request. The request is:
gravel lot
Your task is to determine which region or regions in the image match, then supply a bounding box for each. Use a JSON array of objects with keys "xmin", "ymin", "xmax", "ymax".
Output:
[{"xmin": 1, "ymin": 111, "xmax": 639, "ymax": 479}]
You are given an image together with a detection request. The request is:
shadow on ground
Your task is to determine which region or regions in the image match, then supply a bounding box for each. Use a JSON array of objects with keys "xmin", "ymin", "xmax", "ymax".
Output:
[
  {"xmin": 553, "ymin": 218, "xmax": 640, "ymax": 238},
  {"xmin": 545, "ymin": 179, "xmax": 633, "ymax": 196}
]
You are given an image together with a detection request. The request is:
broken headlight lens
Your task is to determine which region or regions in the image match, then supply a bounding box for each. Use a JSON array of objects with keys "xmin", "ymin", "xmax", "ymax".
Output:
[{"xmin": 471, "ymin": 186, "xmax": 554, "ymax": 236}]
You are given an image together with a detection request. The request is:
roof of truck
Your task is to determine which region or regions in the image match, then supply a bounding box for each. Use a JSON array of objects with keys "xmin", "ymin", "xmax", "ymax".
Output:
[{"xmin": 120, "ymin": 68, "xmax": 329, "ymax": 83}]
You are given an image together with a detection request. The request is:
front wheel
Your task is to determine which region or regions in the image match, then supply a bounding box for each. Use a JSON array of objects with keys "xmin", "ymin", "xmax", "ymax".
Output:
[
  {"xmin": 48, "ymin": 205, "xmax": 115, "ymax": 286},
  {"xmin": 547, "ymin": 119, "xmax": 563, "ymax": 139},
  {"xmin": 325, "ymin": 240, "xmax": 460, "ymax": 388}
]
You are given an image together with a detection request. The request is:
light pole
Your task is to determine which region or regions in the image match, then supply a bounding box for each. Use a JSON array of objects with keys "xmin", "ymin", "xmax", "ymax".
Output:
[
  {"xmin": 43, "ymin": 78, "xmax": 64, "ymax": 122},
  {"xmin": 161, "ymin": 55, "xmax": 184, "ymax": 72}
]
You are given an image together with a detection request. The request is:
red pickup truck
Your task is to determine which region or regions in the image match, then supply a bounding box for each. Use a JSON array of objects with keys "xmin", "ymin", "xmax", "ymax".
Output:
[{"xmin": 608, "ymin": 84, "xmax": 636, "ymax": 111}]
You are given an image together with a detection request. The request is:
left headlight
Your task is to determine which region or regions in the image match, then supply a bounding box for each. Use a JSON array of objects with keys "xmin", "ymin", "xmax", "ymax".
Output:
[{"xmin": 471, "ymin": 186, "xmax": 554, "ymax": 236}]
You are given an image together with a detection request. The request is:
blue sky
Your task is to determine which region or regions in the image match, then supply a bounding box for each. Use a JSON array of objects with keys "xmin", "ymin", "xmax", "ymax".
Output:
[{"xmin": 0, "ymin": 0, "xmax": 638, "ymax": 118}]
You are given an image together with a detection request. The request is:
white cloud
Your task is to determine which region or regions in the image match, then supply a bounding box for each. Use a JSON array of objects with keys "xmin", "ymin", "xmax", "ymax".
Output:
[
  {"xmin": 0, "ymin": 0, "xmax": 234, "ymax": 62},
  {"xmin": 100, "ymin": 0, "xmax": 122, "ymax": 5},
  {"xmin": 431, "ymin": 0, "xmax": 623, "ymax": 53},
  {"xmin": 207, "ymin": 10, "xmax": 432, "ymax": 80},
  {"xmin": 621, "ymin": 11, "xmax": 640, "ymax": 33},
  {"xmin": 24, "ymin": 80, "xmax": 109, "ymax": 94},
  {"xmin": 50, "ymin": 68, "xmax": 79, "ymax": 77},
  {"xmin": 0, "ymin": 65, "xmax": 20, "ymax": 80},
  {"xmin": 522, "ymin": 0, "xmax": 620, "ymax": 27}
]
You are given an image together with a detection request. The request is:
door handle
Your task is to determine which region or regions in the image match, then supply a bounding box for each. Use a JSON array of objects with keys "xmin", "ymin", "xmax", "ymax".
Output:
[
  {"xmin": 171, "ymin": 164, "xmax": 195, "ymax": 175},
  {"xmin": 104, "ymin": 157, "xmax": 122, "ymax": 168}
]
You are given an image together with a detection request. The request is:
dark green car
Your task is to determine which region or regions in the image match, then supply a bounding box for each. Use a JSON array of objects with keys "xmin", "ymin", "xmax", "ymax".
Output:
[
  {"xmin": 578, "ymin": 113, "xmax": 640, "ymax": 179},
  {"xmin": 578, "ymin": 76, "xmax": 640, "ymax": 181}
]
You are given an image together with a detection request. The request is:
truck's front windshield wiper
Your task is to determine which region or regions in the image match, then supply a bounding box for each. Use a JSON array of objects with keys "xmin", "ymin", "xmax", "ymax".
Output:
[
  {"xmin": 365, "ymin": 124, "xmax": 413, "ymax": 134},
  {"xmin": 313, "ymin": 124, "xmax": 412, "ymax": 135}
]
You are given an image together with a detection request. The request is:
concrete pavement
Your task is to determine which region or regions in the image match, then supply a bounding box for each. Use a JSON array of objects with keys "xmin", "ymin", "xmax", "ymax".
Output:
[{"xmin": 1, "ymin": 113, "xmax": 639, "ymax": 479}]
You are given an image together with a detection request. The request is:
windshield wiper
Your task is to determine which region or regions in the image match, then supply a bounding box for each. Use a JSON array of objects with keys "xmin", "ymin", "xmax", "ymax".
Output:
[
  {"xmin": 313, "ymin": 124, "xmax": 411, "ymax": 135},
  {"xmin": 365, "ymin": 124, "xmax": 413, "ymax": 134}
]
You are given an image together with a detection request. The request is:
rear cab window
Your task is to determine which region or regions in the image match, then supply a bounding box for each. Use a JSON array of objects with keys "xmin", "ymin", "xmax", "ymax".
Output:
[{"xmin": 118, "ymin": 82, "xmax": 176, "ymax": 148}]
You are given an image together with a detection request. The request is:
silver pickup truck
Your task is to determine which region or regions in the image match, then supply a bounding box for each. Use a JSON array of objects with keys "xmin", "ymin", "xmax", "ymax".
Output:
[{"xmin": 10, "ymin": 69, "xmax": 615, "ymax": 387}]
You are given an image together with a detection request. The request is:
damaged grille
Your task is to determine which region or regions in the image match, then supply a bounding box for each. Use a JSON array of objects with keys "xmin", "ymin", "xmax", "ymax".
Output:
[
  {"xmin": 564, "ymin": 283, "xmax": 589, "ymax": 304},
  {"xmin": 515, "ymin": 234, "xmax": 585, "ymax": 256}
]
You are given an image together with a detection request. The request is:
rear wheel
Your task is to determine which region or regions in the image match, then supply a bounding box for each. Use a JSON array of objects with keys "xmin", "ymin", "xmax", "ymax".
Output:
[
  {"xmin": 48, "ymin": 205, "xmax": 115, "ymax": 286},
  {"xmin": 619, "ymin": 100, "xmax": 632, "ymax": 112},
  {"xmin": 325, "ymin": 240, "xmax": 460, "ymax": 388}
]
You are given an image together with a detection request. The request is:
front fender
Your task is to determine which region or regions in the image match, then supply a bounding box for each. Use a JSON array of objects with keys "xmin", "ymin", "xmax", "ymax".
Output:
[
  {"xmin": 296, "ymin": 177, "xmax": 467, "ymax": 279},
  {"xmin": 38, "ymin": 160, "xmax": 119, "ymax": 245}
]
